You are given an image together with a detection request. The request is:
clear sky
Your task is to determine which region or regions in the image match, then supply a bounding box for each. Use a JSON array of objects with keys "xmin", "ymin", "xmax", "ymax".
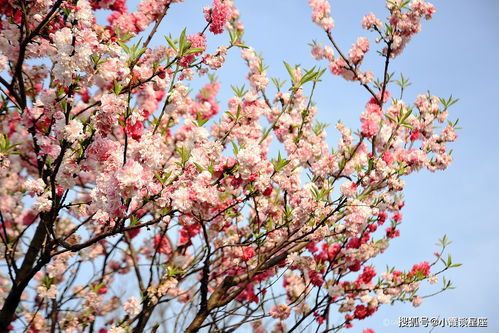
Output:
[{"xmin": 116, "ymin": 0, "xmax": 499, "ymax": 331}]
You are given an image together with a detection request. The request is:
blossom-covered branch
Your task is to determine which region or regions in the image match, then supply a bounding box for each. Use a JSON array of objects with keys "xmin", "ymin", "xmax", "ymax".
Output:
[{"xmin": 0, "ymin": 0, "xmax": 459, "ymax": 332}]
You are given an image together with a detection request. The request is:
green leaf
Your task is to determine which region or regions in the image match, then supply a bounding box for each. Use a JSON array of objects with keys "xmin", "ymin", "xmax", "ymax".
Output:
[
  {"xmin": 271, "ymin": 77, "xmax": 286, "ymax": 91},
  {"xmin": 112, "ymin": 80, "xmax": 123, "ymax": 95},
  {"xmin": 231, "ymin": 141, "xmax": 239, "ymax": 155},
  {"xmin": 313, "ymin": 121, "xmax": 329, "ymax": 135},
  {"xmin": 176, "ymin": 146, "xmax": 190, "ymax": 167},
  {"xmin": 178, "ymin": 28, "xmax": 187, "ymax": 54},
  {"xmin": 231, "ymin": 85, "xmax": 247, "ymax": 98},
  {"xmin": 117, "ymin": 40, "xmax": 130, "ymax": 54},
  {"xmin": 439, "ymin": 95, "xmax": 459, "ymax": 109},
  {"xmin": 299, "ymin": 66, "xmax": 317, "ymax": 86},
  {"xmin": 165, "ymin": 265, "xmax": 185, "ymax": 277},
  {"xmin": 165, "ymin": 35, "xmax": 178, "ymax": 52},
  {"xmin": 207, "ymin": 163, "xmax": 215, "ymax": 175},
  {"xmin": 283, "ymin": 61, "xmax": 295, "ymax": 83},
  {"xmin": 184, "ymin": 47, "xmax": 204, "ymax": 55},
  {"xmin": 272, "ymin": 151, "xmax": 290, "ymax": 173},
  {"xmin": 196, "ymin": 112, "xmax": 209, "ymax": 127},
  {"xmin": 193, "ymin": 162, "xmax": 204, "ymax": 172},
  {"xmin": 385, "ymin": 113, "xmax": 397, "ymax": 123}
]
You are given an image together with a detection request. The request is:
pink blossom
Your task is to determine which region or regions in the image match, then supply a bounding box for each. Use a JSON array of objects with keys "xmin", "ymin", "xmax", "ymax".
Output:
[
  {"xmin": 323, "ymin": 45, "xmax": 335, "ymax": 60},
  {"xmin": 203, "ymin": 46, "xmax": 228, "ymax": 70},
  {"xmin": 63, "ymin": 119, "xmax": 85, "ymax": 143},
  {"xmin": 24, "ymin": 178, "xmax": 46, "ymax": 195},
  {"xmin": 36, "ymin": 284, "xmax": 58, "ymax": 299},
  {"xmin": 86, "ymin": 136, "xmax": 120, "ymax": 163},
  {"xmin": 154, "ymin": 234, "xmax": 172, "ymax": 255},
  {"xmin": 348, "ymin": 37, "xmax": 370, "ymax": 65},
  {"xmin": 0, "ymin": 1, "xmax": 459, "ymax": 331},
  {"xmin": 311, "ymin": 45, "xmax": 324, "ymax": 60},
  {"xmin": 180, "ymin": 33, "xmax": 206, "ymax": 67},
  {"xmin": 309, "ymin": 0, "xmax": 334, "ymax": 31},
  {"xmin": 108, "ymin": 326, "xmax": 126, "ymax": 333},
  {"xmin": 412, "ymin": 296, "xmax": 423, "ymax": 307},
  {"xmin": 361, "ymin": 13, "xmax": 382, "ymax": 30},
  {"xmin": 32, "ymin": 193, "xmax": 52, "ymax": 213},
  {"xmin": 125, "ymin": 117, "xmax": 144, "ymax": 141},
  {"xmin": 329, "ymin": 57, "xmax": 355, "ymax": 81},
  {"xmin": 115, "ymin": 160, "xmax": 146, "ymax": 196},
  {"xmin": 123, "ymin": 296, "xmax": 141, "ymax": 316},
  {"xmin": 237, "ymin": 144, "xmax": 262, "ymax": 179},
  {"xmin": 270, "ymin": 304, "xmax": 291, "ymax": 320},
  {"xmin": 409, "ymin": 261, "xmax": 431, "ymax": 278},
  {"xmin": 360, "ymin": 97, "xmax": 383, "ymax": 137},
  {"xmin": 242, "ymin": 247, "xmax": 255, "ymax": 261},
  {"xmin": 340, "ymin": 180, "xmax": 357, "ymax": 197},
  {"xmin": 204, "ymin": 0, "xmax": 231, "ymax": 34}
]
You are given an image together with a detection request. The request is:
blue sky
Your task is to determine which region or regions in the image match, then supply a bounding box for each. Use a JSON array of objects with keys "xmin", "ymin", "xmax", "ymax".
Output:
[{"xmin": 119, "ymin": 0, "xmax": 499, "ymax": 331}]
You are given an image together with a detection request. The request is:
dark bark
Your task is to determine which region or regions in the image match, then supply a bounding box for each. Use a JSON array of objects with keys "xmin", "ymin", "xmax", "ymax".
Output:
[
  {"xmin": 0, "ymin": 220, "xmax": 48, "ymax": 332},
  {"xmin": 132, "ymin": 306, "xmax": 154, "ymax": 333},
  {"xmin": 184, "ymin": 308, "xmax": 210, "ymax": 333}
]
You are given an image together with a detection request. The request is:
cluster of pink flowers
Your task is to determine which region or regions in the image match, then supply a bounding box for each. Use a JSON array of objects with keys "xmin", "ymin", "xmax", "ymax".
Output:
[
  {"xmin": 203, "ymin": 46, "xmax": 228, "ymax": 70},
  {"xmin": 241, "ymin": 48, "xmax": 269, "ymax": 91},
  {"xmin": 108, "ymin": 0, "xmax": 186, "ymax": 35},
  {"xmin": 204, "ymin": 0, "xmax": 232, "ymax": 34},
  {"xmin": 310, "ymin": 43, "xmax": 335, "ymax": 61},
  {"xmin": 190, "ymin": 81, "xmax": 221, "ymax": 119},
  {"xmin": 309, "ymin": 0, "xmax": 334, "ymax": 31},
  {"xmin": 327, "ymin": 36, "xmax": 374, "ymax": 83},
  {"xmin": 361, "ymin": 12, "xmax": 383, "ymax": 30},
  {"xmin": 0, "ymin": 0, "xmax": 458, "ymax": 332},
  {"xmin": 385, "ymin": 0, "xmax": 436, "ymax": 57},
  {"xmin": 408, "ymin": 261, "xmax": 431, "ymax": 278},
  {"xmin": 123, "ymin": 296, "xmax": 141, "ymax": 316},
  {"xmin": 270, "ymin": 304, "xmax": 291, "ymax": 320},
  {"xmin": 348, "ymin": 37, "xmax": 370, "ymax": 65},
  {"xmin": 180, "ymin": 33, "xmax": 207, "ymax": 67},
  {"xmin": 360, "ymin": 93, "xmax": 387, "ymax": 137}
]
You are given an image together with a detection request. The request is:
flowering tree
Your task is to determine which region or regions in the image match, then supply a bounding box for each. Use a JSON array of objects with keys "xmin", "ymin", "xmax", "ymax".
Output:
[{"xmin": 0, "ymin": 0, "xmax": 461, "ymax": 332}]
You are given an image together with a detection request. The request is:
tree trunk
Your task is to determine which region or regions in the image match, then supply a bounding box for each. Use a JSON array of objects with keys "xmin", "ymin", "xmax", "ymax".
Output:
[
  {"xmin": 0, "ymin": 221, "xmax": 48, "ymax": 332},
  {"xmin": 184, "ymin": 308, "xmax": 209, "ymax": 333}
]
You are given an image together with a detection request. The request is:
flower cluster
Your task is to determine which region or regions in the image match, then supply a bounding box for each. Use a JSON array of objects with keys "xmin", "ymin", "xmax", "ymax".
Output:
[
  {"xmin": 204, "ymin": 0, "xmax": 232, "ymax": 34},
  {"xmin": 0, "ymin": 0, "xmax": 458, "ymax": 332},
  {"xmin": 309, "ymin": 0, "xmax": 335, "ymax": 31},
  {"xmin": 385, "ymin": 0, "xmax": 437, "ymax": 57}
]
